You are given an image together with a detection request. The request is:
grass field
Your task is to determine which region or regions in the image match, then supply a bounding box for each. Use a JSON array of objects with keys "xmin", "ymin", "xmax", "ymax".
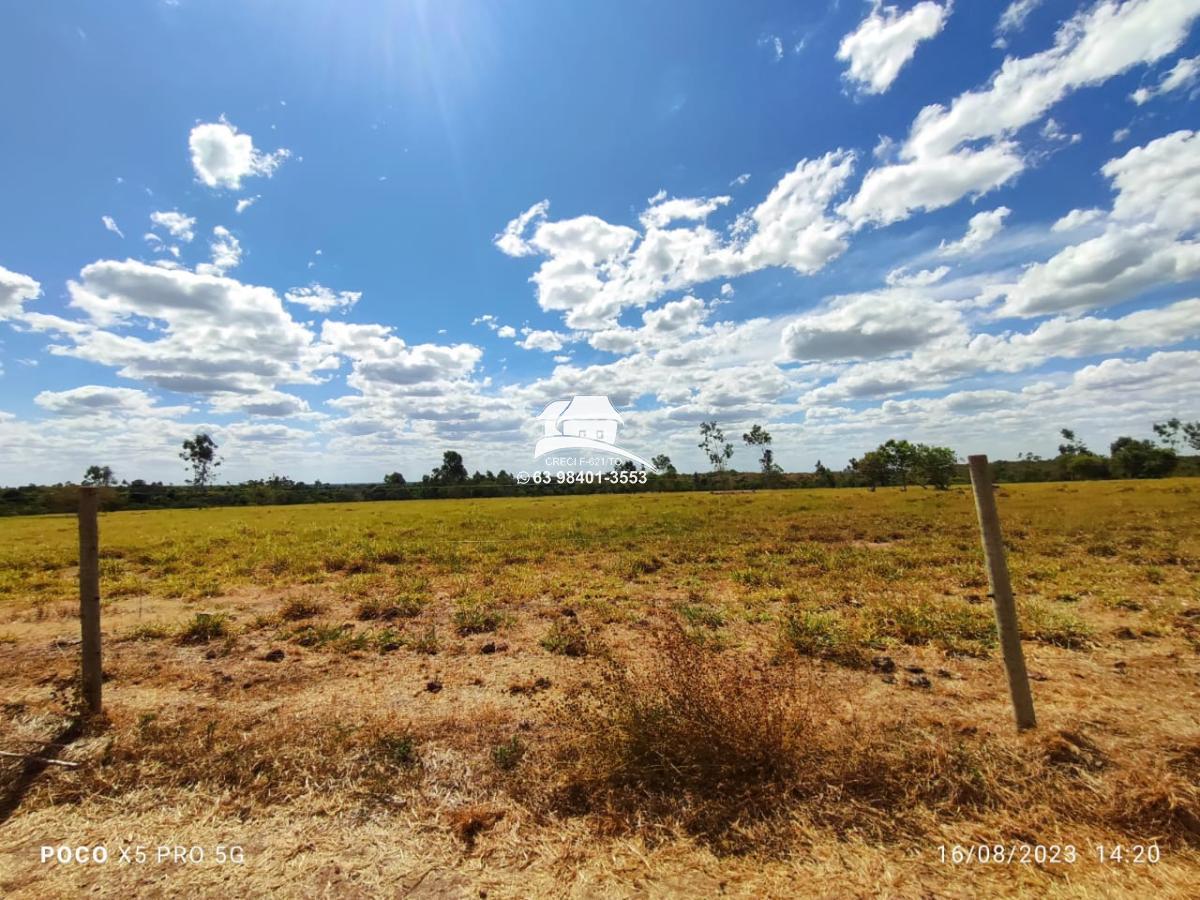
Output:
[{"xmin": 1, "ymin": 481, "xmax": 1198, "ymax": 897}]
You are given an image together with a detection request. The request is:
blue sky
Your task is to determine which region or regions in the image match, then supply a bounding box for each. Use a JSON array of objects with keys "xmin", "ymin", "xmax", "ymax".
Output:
[{"xmin": 1, "ymin": 0, "xmax": 1199, "ymax": 483}]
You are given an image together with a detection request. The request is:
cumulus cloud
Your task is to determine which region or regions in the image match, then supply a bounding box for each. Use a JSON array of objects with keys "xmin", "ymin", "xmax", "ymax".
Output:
[
  {"xmin": 885, "ymin": 265, "xmax": 950, "ymax": 287},
  {"xmin": 517, "ymin": 329, "xmax": 568, "ymax": 352},
  {"xmin": 34, "ymin": 384, "xmax": 190, "ymax": 418},
  {"xmin": 639, "ymin": 194, "xmax": 731, "ymax": 229},
  {"xmin": 1131, "ymin": 54, "xmax": 1200, "ymax": 104},
  {"xmin": 284, "ymin": 283, "xmax": 361, "ymax": 313},
  {"xmin": 44, "ymin": 258, "xmax": 337, "ymax": 394},
  {"xmin": 235, "ymin": 195, "xmax": 260, "ymax": 214},
  {"xmin": 496, "ymin": 325, "xmax": 516, "ymax": 339},
  {"xmin": 207, "ymin": 389, "xmax": 311, "ymax": 417},
  {"xmin": 1051, "ymin": 207, "xmax": 1103, "ymax": 232},
  {"xmin": 938, "ymin": 207, "xmax": 1011, "ymax": 256},
  {"xmin": 321, "ymin": 320, "xmax": 482, "ymax": 390},
  {"xmin": 499, "ymin": 150, "xmax": 855, "ymax": 331},
  {"xmin": 843, "ymin": 0, "xmax": 1200, "ymax": 227},
  {"xmin": 837, "ymin": 1, "xmax": 952, "ymax": 95},
  {"xmin": 195, "ymin": 226, "xmax": 242, "ymax": 276},
  {"xmin": 189, "ymin": 118, "xmax": 290, "ymax": 189},
  {"xmin": 0, "ymin": 265, "xmax": 41, "ymax": 319},
  {"xmin": 102, "ymin": 215, "xmax": 124, "ymax": 238},
  {"xmin": 149, "ymin": 210, "xmax": 196, "ymax": 243},
  {"xmin": 782, "ymin": 288, "xmax": 964, "ymax": 362},
  {"xmin": 997, "ymin": 130, "xmax": 1200, "ymax": 316},
  {"xmin": 493, "ymin": 199, "xmax": 549, "ymax": 257}
]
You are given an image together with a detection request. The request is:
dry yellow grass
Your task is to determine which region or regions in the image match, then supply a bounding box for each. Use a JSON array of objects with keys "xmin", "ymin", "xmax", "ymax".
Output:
[{"xmin": 1, "ymin": 481, "xmax": 1198, "ymax": 897}]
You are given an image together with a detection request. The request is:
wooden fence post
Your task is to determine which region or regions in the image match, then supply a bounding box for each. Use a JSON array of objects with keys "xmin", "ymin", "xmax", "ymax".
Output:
[
  {"xmin": 78, "ymin": 487, "xmax": 102, "ymax": 716},
  {"xmin": 967, "ymin": 455, "xmax": 1036, "ymax": 731}
]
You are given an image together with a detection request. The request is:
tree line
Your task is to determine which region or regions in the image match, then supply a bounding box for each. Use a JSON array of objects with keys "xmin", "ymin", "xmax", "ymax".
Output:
[{"xmin": 2, "ymin": 418, "xmax": 1196, "ymax": 516}]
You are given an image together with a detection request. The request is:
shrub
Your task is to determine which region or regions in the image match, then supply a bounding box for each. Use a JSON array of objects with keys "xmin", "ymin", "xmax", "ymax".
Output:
[
  {"xmin": 453, "ymin": 600, "xmax": 504, "ymax": 635},
  {"xmin": 278, "ymin": 596, "xmax": 325, "ymax": 621},
  {"xmin": 540, "ymin": 619, "xmax": 590, "ymax": 657},
  {"xmin": 176, "ymin": 612, "xmax": 229, "ymax": 644}
]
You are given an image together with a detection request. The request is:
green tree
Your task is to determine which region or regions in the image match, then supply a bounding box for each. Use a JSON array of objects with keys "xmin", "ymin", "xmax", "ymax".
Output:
[
  {"xmin": 383, "ymin": 472, "xmax": 406, "ymax": 485},
  {"xmin": 1153, "ymin": 419, "xmax": 1200, "ymax": 452},
  {"xmin": 650, "ymin": 454, "xmax": 676, "ymax": 475},
  {"xmin": 698, "ymin": 421, "xmax": 734, "ymax": 472},
  {"xmin": 1057, "ymin": 428, "xmax": 1089, "ymax": 457},
  {"xmin": 180, "ymin": 433, "xmax": 221, "ymax": 486},
  {"xmin": 1064, "ymin": 454, "xmax": 1110, "ymax": 480},
  {"xmin": 912, "ymin": 444, "xmax": 957, "ymax": 489},
  {"xmin": 82, "ymin": 465, "xmax": 114, "ymax": 486},
  {"xmin": 430, "ymin": 451, "xmax": 468, "ymax": 485},
  {"xmin": 1110, "ymin": 437, "xmax": 1177, "ymax": 479},
  {"xmin": 813, "ymin": 459, "xmax": 836, "ymax": 488},
  {"xmin": 850, "ymin": 450, "xmax": 890, "ymax": 491},
  {"xmin": 881, "ymin": 439, "xmax": 918, "ymax": 490},
  {"xmin": 742, "ymin": 424, "xmax": 779, "ymax": 475}
]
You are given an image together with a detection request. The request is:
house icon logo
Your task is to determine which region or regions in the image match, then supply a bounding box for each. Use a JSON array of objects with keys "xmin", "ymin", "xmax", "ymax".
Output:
[{"xmin": 533, "ymin": 395, "xmax": 658, "ymax": 472}]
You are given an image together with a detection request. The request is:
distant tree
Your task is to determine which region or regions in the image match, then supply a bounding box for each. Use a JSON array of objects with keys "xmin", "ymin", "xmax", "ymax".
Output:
[
  {"xmin": 881, "ymin": 439, "xmax": 919, "ymax": 490},
  {"xmin": 698, "ymin": 421, "xmax": 734, "ymax": 473},
  {"xmin": 1110, "ymin": 437, "xmax": 1177, "ymax": 479},
  {"xmin": 613, "ymin": 460, "xmax": 637, "ymax": 473},
  {"xmin": 650, "ymin": 454, "xmax": 676, "ymax": 476},
  {"xmin": 82, "ymin": 465, "xmax": 114, "ymax": 486},
  {"xmin": 1017, "ymin": 451, "xmax": 1043, "ymax": 462},
  {"xmin": 1057, "ymin": 428, "xmax": 1089, "ymax": 457},
  {"xmin": 912, "ymin": 445, "xmax": 957, "ymax": 489},
  {"xmin": 180, "ymin": 433, "xmax": 221, "ymax": 486},
  {"xmin": 1064, "ymin": 453, "xmax": 1110, "ymax": 481},
  {"xmin": 430, "ymin": 451, "xmax": 468, "ymax": 485},
  {"xmin": 742, "ymin": 424, "xmax": 779, "ymax": 475},
  {"xmin": 813, "ymin": 459, "xmax": 836, "ymax": 487},
  {"xmin": 383, "ymin": 472, "xmax": 406, "ymax": 485},
  {"xmin": 1153, "ymin": 419, "xmax": 1200, "ymax": 452},
  {"xmin": 850, "ymin": 450, "xmax": 890, "ymax": 491}
]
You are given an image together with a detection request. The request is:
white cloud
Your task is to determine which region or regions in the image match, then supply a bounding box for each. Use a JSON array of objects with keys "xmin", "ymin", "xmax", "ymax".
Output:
[
  {"xmin": 150, "ymin": 210, "xmax": 196, "ymax": 243},
  {"xmin": 510, "ymin": 150, "xmax": 855, "ymax": 331},
  {"xmin": 938, "ymin": 206, "xmax": 1012, "ymax": 256},
  {"xmin": 995, "ymin": 0, "xmax": 1045, "ymax": 44},
  {"xmin": 639, "ymin": 194, "xmax": 731, "ymax": 229},
  {"xmin": 35, "ymin": 385, "xmax": 189, "ymax": 418},
  {"xmin": 496, "ymin": 325, "xmax": 516, "ymax": 339},
  {"xmin": 46, "ymin": 258, "xmax": 337, "ymax": 394},
  {"xmin": 321, "ymin": 320, "xmax": 483, "ymax": 390},
  {"xmin": 207, "ymin": 390, "xmax": 311, "ymax": 418},
  {"xmin": 235, "ymin": 195, "xmax": 260, "ymax": 214},
  {"xmin": 844, "ymin": 0, "xmax": 1200, "ymax": 227},
  {"xmin": 997, "ymin": 130, "xmax": 1200, "ymax": 316},
  {"xmin": 885, "ymin": 265, "xmax": 950, "ymax": 286},
  {"xmin": 189, "ymin": 118, "xmax": 290, "ymax": 190},
  {"xmin": 730, "ymin": 173, "xmax": 751, "ymax": 187},
  {"xmin": 101, "ymin": 215, "xmax": 124, "ymax": 238},
  {"xmin": 518, "ymin": 329, "xmax": 568, "ymax": 352},
  {"xmin": 841, "ymin": 143, "xmax": 1022, "ymax": 227},
  {"xmin": 1051, "ymin": 207, "xmax": 1103, "ymax": 232},
  {"xmin": 0, "ymin": 265, "xmax": 41, "ymax": 319},
  {"xmin": 782, "ymin": 288, "xmax": 964, "ymax": 362},
  {"xmin": 493, "ymin": 199, "xmax": 549, "ymax": 257},
  {"xmin": 1131, "ymin": 54, "xmax": 1200, "ymax": 104},
  {"xmin": 284, "ymin": 283, "xmax": 362, "ymax": 313},
  {"xmin": 837, "ymin": 1, "xmax": 952, "ymax": 95},
  {"xmin": 195, "ymin": 226, "xmax": 242, "ymax": 276}
]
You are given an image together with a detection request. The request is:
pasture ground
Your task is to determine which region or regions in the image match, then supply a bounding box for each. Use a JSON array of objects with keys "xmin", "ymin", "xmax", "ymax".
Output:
[{"xmin": 1, "ymin": 482, "xmax": 1198, "ymax": 897}]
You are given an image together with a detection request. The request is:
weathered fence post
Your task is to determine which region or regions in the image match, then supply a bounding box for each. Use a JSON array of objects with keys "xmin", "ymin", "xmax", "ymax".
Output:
[
  {"xmin": 967, "ymin": 455, "xmax": 1036, "ymax": 731},
  {"xmin": 78, "ymin": 486, "xmax": 102, "ymax": 715}
]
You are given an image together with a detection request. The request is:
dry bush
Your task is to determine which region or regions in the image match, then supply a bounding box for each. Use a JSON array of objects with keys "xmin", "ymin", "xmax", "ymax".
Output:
[
  {"xmin": 26, "ymin": 706, "xmax": 426, "ymax": 811},
  {"xmin": 526, "ymin": 627, "xmax": 1200, "ymax": 854}
]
